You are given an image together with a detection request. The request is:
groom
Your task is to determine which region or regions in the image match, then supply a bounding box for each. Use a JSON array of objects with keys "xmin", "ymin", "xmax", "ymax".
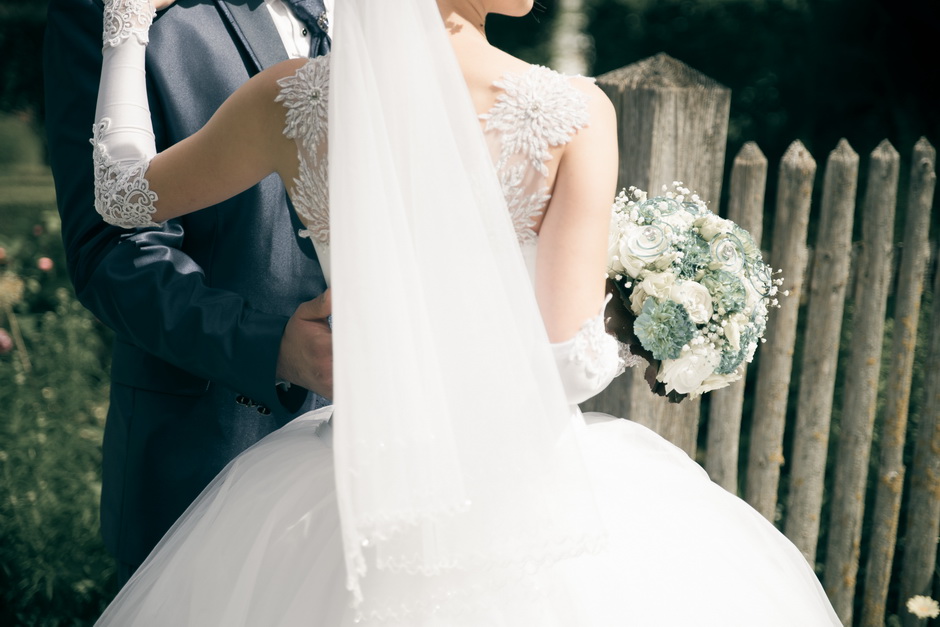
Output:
[{"xmin": 44, "ymin": 0, "xmax": 332, "ymax": 585}]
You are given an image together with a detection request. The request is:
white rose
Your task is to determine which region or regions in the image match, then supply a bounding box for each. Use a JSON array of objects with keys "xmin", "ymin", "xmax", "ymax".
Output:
[
  {"xmin": 608, "ymin": 234, "xmax": 626, "ymax": 275},
  {"xmin": 694, "ymin": 214, "xmax": 733, "ymax": 241},
  {"xmin": 630, "ymin": 284, "xmax": 649, "ymax": 315},
  {"xmin": 658, "ymin": 344, "xmax": 721, "ymax": 396},
  {"xmin": 694, "ymin": 366, "xmax": 744, "ymax": 396},
  {"xmin": 724, "ymin": 312, "xmax": 748, "ymax": 352},
  {"xmin": 651, "ymin": 249, "xmax": 680, "ymax": 270},
  {"xmin": 669, "ymin": 281, "xmax": 713, "ymax": 325},
  {"xmin": 617, "ymin": 236, "xmax": 648, "ymax": 278},
  {"xmin": 638, "ymin": 272, "xmax": 676, "ymax": 299},
  {"xmin": 660, "ymin": 207, "xmax": 695, "ymax": 229}
]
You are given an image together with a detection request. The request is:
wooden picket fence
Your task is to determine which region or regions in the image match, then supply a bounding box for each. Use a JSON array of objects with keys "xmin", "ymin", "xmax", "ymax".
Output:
[{"xmin": 583, "ymin": 53, "xmax": 938, "ymax": 627}]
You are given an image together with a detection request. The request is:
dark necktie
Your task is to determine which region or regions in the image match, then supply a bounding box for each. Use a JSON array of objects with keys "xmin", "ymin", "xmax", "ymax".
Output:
[{"xmin": 281, "ymin": 0, "xmax": 331, "ymax": 56}]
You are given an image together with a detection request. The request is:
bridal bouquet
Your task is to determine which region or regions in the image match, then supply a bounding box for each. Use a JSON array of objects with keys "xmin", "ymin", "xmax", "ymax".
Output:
[{"xmin": 607, "ymin": 183, "xmax": 782, "ymax": 398}]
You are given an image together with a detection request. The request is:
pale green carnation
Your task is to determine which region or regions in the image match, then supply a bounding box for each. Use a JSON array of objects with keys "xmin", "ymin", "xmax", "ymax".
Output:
[
  {"xmin": 701, "ymin": 270, "xmax": 747, "ymax": 314},
  {"xmin": 634, "ymin": 298, "xmax": 695, "ymax": 361}
]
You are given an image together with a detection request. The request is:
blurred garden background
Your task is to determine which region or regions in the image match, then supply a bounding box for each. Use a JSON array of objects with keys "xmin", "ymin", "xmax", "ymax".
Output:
[{"xmin": 1, "ymin": 0, "xmax": 938, "ymax": 624}]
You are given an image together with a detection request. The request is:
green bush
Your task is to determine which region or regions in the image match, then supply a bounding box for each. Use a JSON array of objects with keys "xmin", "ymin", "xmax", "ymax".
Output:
[
  {"xmin": 0, "ymin": 113, "xmax": 43, "ymax": 168},
  {"xmin": 1, "ymin": 189, "xmax": 115, "ymax": 626}
]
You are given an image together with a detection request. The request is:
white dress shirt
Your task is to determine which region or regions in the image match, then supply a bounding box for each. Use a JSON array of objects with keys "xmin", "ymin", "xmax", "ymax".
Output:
[{"xmin": 264, "ymin": 0, "xmax": 333, "ymax": 59}]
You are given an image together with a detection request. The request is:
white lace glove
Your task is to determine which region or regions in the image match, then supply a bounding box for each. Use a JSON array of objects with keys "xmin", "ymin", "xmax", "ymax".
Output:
[
  {"xmin": 90, "ymin": 0, "xmax": 161, "ymax": 228},
  {"xmin": 550, "ymin": 296, "xmax": 648, "ymax": 405}
]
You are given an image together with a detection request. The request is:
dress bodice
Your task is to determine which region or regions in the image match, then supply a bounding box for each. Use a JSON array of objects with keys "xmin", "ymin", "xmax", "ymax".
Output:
[
  {"xmin": 276, "ymin": 57, "xmax": 633, "ymax": 405},
  {"xmin": 276, "ymin": 57, "xmax": 592, "ymax": 283}
]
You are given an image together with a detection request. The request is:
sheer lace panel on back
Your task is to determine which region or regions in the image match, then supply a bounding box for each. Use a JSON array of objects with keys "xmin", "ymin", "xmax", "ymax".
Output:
[{"xmin": 277, "ymin": 59, "xmax": 591, "ymax": 247}]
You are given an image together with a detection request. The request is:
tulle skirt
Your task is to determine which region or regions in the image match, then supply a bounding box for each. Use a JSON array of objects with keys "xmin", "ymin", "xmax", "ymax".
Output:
[{"xmin": 96, "ymin": 408, "xmax": 841, "ymax": 626}]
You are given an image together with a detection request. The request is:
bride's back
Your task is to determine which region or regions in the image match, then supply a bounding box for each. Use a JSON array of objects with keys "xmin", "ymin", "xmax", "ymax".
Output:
[{"xmin": 277, "ymin": 39, "xmax": 595, "ymax": 256}]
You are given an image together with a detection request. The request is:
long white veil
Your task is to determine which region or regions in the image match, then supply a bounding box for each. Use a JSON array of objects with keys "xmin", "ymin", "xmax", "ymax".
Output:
[{"xmin": 329, "ymin": 0, "xmax": 604, "ymax": 621}]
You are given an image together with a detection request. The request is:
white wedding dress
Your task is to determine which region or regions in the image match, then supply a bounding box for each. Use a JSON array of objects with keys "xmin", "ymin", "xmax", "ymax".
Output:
[{"xmin": 95, "ymin": 53, "xmax": 841, "ymax": 626}]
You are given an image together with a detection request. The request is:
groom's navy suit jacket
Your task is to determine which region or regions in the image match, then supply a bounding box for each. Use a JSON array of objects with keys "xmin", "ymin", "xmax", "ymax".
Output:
[{"xmin": 44, "ymin": 0, "xmax": 330, "ymax": 568}]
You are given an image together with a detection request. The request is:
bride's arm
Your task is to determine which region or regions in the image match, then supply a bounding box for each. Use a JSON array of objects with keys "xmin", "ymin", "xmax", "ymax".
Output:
[
  {"xmin": 143, "ymin": 62, "xmax": 303, "ymax": 217},
  {"xmin": 92, "ymin": 0, "xmax": 302, "ymax": 227},
  {"xmin": 535, "ymin": 81, "xmax": 618, "ymax": 343},
  {"xmin": 534, "ymin": 82, "xmax": 628, "ymax": 405}
]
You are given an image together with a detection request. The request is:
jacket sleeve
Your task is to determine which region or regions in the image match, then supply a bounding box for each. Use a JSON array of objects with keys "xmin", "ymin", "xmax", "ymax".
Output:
[{"xmin": 43, "ymin": 0, "xmax": 308, "ymax": 412}]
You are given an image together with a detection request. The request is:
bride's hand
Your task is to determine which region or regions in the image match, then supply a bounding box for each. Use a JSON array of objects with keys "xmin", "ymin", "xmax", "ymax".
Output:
[
  {"xmin": 152, "ymin": 0, "xmax": 176, "ymax": 10},
  {"xmin": 604, "ymin": 279, "xmax": 687, "ymax": 403},
  {"xmin": 277, "ymin": 290, "xmax": 334, "ymax": 400}
]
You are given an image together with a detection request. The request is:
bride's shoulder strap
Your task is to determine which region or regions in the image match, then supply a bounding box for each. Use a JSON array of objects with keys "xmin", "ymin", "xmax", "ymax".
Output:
[{"xmin": 481, "ymin": 65, "xmax": 601, "ymax": 175}]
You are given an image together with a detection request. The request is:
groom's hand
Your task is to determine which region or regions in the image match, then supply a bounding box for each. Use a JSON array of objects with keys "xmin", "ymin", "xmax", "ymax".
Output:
[{"xmin": 277, "ymin": 290, "xmax": 333, "ymax": 400}]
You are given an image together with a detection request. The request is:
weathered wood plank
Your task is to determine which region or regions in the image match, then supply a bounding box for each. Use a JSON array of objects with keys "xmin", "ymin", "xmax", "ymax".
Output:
[
  {"xmin": 823, "ymin": 140, "xmax": 900, "ymax": 624},
  {"xmin": 745, "ymin": 140, "xmax": 816, "ymax": 521},
  {"xmin": 785, "ymin": 139, "xmax": 859, "ymax": 563},
  {"xmin": 706, "ymin": 141, "xmax": 768, "ymax": 493},
  {"xmin": 899, "ymin": 238, "xmax": 940, "ymax": 627},
  {"xmin": 861, "ymin": 139, "xmax": 937, "ymax": 627},
  {"xmin": 587, "ymin": 55, "xmax": 730, "ymax": 455}
]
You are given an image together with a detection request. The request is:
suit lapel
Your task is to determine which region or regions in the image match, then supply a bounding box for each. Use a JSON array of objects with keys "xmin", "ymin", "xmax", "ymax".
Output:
[{"xmin": 214, "ymin": 0, "xmax": 289, "ymax": 74}]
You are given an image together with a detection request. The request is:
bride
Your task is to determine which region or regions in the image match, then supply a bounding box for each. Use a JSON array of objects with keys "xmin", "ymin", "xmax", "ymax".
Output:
[{"xmin": 90, "ymin": 0, "xmax": 841, "ymax": 624}]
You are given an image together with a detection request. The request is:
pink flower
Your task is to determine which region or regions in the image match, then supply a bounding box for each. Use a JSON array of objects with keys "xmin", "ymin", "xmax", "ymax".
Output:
[
  {"xmin": 37, "ymin": 257, "xmax": 53, "ymax": 272},
  {"xmin": 33, "ymin": 224, "xmax": 44, "ymax": 236},
  {"xmin": 0, "ymin": 329, "xmax": 12, "ymax": 355}
]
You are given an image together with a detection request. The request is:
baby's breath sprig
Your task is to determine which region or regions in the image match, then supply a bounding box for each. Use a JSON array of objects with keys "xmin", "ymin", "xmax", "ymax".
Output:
[{"xmin": 607, "ymin": 182, "xmax": 781, "ymax": 397}]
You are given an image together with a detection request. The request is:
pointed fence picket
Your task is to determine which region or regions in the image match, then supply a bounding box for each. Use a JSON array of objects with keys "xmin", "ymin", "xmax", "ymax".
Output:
[
  {"xmin": 860, "ymin": 138, "xmax": 937, "ymax": 627},
  {"xmin": 587, "ymin": 54, "xmax": 938, "ymax": 626},
  {"xmin": 899, "ymin": 239, "xmax": 940, "ymax": 627},
  {"xmin": 705, "ymin": 141, "xmax": 767, "ymax": 493},
  {"xmin": 823, "ymin": 140, "xmax": 901, "ymax": 624},
  {"xmin": 785, "ymin": 139, "xmax": 858, "ymax": 564},
  {"xmin": 746, "ymin": 140, "xmax": 816, "ymax": 521}
]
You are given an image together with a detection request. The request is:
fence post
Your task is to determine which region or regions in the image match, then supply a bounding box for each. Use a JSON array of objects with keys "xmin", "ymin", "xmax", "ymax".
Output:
[
  {"xmin": 706, "ymin": 141, "xmax": 768, "ymax": 493},
  {"xmin": 824, "ymin": 140, "xmax": 900, "ymax": 624},
  {"xmin": 899, "ymin": 220, "xmax": 940, "ymax": 627},
  {"xmin": 861, "ymin": 138, "xmax": 937, "ymax": 627},
  {"xmin": 784, "ymin": 139, "xmax": 859, "ymax": 563},
  {"xmin": 745, "ymin": 140, "xmax": 816, "ymax": 521},
  {"xmin": 586, "ymin": 53, "xmax": 730, "ymax": 453}
]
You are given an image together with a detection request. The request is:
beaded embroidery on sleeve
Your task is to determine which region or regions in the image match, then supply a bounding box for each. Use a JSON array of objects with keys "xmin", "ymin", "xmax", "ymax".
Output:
[
  {"xmin": 568, "ymin": 295, "xmax": 648, "ymax": 379},
  {"xmin": 91, "ymin": 120, "xmax": 160, "ymax": 229},
  {"xmin": 276, "ymin": 56, "xmax": 331, "ymax": 243},
  {"xmin": 90, "ymin": 0, "xmax": 160, "ymax": 229},
  {"xmin": 480, "ymin": 66, "xmax": 591, "ymax": 245},
  {"xmin": 102, "ymin": 0, "xmax": 154, "ymax": 47}
]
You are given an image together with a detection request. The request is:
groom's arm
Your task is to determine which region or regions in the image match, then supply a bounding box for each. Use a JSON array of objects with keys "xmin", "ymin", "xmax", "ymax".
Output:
[{"xmin": 44, "ymin": 0, "xmax": 326, "ymax": 409}]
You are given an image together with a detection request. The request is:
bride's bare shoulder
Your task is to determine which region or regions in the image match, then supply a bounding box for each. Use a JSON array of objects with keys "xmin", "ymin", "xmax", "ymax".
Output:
[{"xmin": 458, "ymin": 43, "xmax": 611, "ymax": 115}]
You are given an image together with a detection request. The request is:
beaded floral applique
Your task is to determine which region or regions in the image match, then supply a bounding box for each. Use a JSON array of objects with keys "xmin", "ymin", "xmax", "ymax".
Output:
[
  {"xmin": 277, "ymin": 62, "xmax": 590, "ymax": 247},
  {"xmin": 480, "ymin": 66, "xmax": 591, "ymax": 244},
  {"xmin": 276, "ymin": 57, "xmax": 331, "ymax": 243}
]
